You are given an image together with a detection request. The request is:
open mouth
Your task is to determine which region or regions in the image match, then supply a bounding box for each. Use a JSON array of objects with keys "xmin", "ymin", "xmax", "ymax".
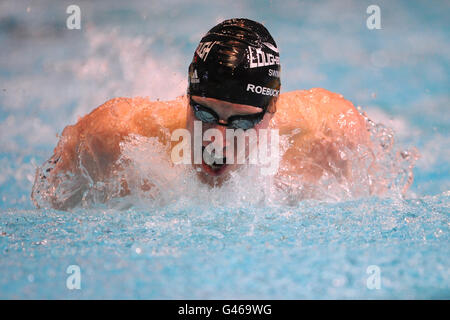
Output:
[{"xmin": 201, "ymin": 146, "xmax": 228, "ymax": 176}]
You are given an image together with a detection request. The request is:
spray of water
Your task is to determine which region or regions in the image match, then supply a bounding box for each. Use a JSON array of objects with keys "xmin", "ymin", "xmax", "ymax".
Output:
[{"xmin": 31, "ymin": 99, "xmax": 419, "ymax": 211}]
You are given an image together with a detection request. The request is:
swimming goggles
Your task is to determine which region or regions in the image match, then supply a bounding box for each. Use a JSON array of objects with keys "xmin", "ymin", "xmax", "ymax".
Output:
[{"xmin": 189, "ymin": 98, "xmax": 265, "ymax": 130}]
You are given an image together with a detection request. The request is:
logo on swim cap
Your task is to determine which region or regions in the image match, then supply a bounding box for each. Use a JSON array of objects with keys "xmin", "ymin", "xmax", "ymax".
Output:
[
  {"xmin": 195, "ymin": 41, "xmax": 218, "ymax": 61},
  {"xmin": 246, "ymin": 83, "xmax": 279, "ymax": 97},
  {"xmin": 247, "ymin": 46, "xmax": 280, "ymax": 69},
  {"xmin": 190, "ymin": 69, "xmax": 200, "ymax": 84},
  {"xmin": 188, "ymin": 18, "xmax": 281, "ymax": 110},
  {"xmin": 262, "ymin": 42, "xmax": 279, "ymax": 53}
]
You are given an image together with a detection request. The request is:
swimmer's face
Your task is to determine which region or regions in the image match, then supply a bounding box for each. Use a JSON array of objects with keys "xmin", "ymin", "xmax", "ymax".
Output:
[{"xmin": 186, "ymin": 95, "xmax": 274, "ymax": 186}]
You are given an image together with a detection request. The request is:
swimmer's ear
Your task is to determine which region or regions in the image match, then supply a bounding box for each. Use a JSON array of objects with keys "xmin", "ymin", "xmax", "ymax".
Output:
[{"xmin": 267, "ymin": 97, "xmax": 277, "ymax": 114}]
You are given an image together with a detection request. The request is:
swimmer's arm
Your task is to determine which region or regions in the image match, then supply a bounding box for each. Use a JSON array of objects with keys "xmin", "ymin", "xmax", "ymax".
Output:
[
  {"xmin": 48, "ymin": 96, "xmax": 187, "ymax": 179},
  {"xmin": 32, "ymin": 96, "xmax": 187, "ymax": 209},
  {"xmin": 275, "ymin": 89, "xmax": 370, "ymax": 183},
  {"xmin": 33, "ymin": 98, "xmax": 147, "ymax": 210},
  {"xmin": 48, "ymin": 98, "xmax": 132, "ymax": 179}
]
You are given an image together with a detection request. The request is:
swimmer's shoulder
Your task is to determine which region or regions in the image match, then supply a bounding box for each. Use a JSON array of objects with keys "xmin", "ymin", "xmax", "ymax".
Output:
[
  {"xmin": 274, "ymin": 88, "xmax": 369, "ymax": 143},
  {"xmin": 276, "ymin": 88, "xmax": 357, "ymax": 120},
  {"xmin": 77, "ymin": 95, "xmax": 188, "ymax": 136},
  {"xmin": 127, "ymin": 95, "xmax": 188, "ymax": 135}
]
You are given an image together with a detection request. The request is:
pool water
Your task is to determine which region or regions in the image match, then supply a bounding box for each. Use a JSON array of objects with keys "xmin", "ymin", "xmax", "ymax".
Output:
[{"xmin": 0, "ymin": 0, "xmax": 449, "ymax": 299}]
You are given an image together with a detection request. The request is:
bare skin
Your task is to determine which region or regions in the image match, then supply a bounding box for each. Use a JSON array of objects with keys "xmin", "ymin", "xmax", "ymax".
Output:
[
  {"xmin": 32, "ymin": 88, "xmax": 370, "ymax": 209},
  {"xmin": 186, "ymin": 95, "xmax": 275, "ymax": 186}
]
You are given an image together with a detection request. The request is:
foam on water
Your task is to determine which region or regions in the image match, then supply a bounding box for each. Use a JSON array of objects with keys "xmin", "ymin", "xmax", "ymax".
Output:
[
  {"xmin": 30, "ymin": 104, "xmax": 419, "ymax": 211},
  {"xmin": 1, "ymin": 192, "xmax": 448, "ymax": 299}
]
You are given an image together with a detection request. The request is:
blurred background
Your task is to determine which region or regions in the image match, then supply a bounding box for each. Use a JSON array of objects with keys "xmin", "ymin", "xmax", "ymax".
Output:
[{"xmin": 0, "ymin": 0, "xmax": 449, "ymax": 206}]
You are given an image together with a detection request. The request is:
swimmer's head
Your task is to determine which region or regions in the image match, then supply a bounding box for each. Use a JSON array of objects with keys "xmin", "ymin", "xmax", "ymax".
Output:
[
  {"xmin": 188, "ymin": 18, "xmax": 281, "ymax": 113},
  {"xmin": 186, "ymin": 19, "xmax": 281, "ymax": 185}
]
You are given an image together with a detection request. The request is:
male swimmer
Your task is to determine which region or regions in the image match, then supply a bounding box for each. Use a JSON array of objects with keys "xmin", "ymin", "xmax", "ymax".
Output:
[{"xmin": 31, "ymin": 18, "xmax": 370, "ymax": 210}]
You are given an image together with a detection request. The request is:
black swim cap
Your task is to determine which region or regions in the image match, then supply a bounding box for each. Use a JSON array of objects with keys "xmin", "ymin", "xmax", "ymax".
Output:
[{"xmin": 188, "ymin": 18, "xmax": 281, "ymax": 111}]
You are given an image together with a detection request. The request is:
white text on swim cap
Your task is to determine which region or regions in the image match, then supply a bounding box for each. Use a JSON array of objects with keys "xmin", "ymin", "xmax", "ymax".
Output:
[
  {"xmin": 246, "ymin": 83, "xmax": 279, "ymax": 97},
  {"xmin": 248, "ymin": 46, "xmax": 280, "ymax": 69},
  {"xmin": 196, "ymin": 41, "xmax": 218, "ymax": 61},
  {"xmin": 190, "ymin": 69, "xmax": 200, "ymax": 84}
]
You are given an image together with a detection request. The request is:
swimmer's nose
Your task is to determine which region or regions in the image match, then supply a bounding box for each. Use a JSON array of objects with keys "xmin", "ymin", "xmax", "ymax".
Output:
[
  {"xmin": 209, "ymin": 124, "xmax": 231, "ymax": 148},
  {"xmin": 203, "ymin": 125, "xmax": 231, "ymax": 162},
  {"xmin": 219, "ymin": 126, "xmax": 229, "ymax": 148}
]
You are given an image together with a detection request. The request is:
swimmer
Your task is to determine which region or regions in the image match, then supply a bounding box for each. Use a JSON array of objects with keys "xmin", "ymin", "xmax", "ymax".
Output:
[{"xmin": 31, "ymin": 18, "xmax": 370, "ymax": 210}]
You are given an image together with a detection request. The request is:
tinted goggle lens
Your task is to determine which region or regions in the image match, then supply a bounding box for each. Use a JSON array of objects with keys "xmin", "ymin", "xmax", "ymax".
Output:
[
  {"xmin": 195, "ymin": 109, "xmax": 217, "ymax": 123},
  {"xmin": 191, "ymin": 101, "xmax": 264, "ymax": 130},
  {"xmin": 228, "ymin": 119, "xmax": 255, "ymax": 130}
]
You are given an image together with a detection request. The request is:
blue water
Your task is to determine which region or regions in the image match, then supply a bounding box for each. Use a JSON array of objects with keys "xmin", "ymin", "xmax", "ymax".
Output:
[{"xmin": 0, "ymin": 0, "xmax": 449, "ymax": 299}]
